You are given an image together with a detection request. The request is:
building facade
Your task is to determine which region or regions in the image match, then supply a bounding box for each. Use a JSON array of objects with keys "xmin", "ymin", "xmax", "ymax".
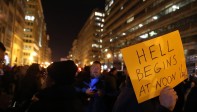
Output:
[
  {"xmin": 102, "ymin": 0, "xmax": 197, "ymax": 70},
  {"xmin": 0, "ymin": 0, "xmax": 26, "ymax": 66},
  {"xmin": 23, "ymin": 0, "xmax": 51, "ymax": 65},
  {"xmin": 70, "ymin": 9, "xmax": 104, "ymax": 67},
  {"xmin": 0, "ymin": 0, "xmax": 51, "ymax": 66}
]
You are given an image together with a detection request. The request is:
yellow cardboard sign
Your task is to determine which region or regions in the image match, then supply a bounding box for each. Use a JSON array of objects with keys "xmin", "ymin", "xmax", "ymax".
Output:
[{"xmin": 121, "ymin": 30, "xmax": 187, "ymax": 103}]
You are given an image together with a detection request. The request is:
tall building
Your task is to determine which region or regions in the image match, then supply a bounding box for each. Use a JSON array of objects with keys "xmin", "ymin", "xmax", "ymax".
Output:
[
  {"xmin": 70, "ymin": 9, "xmax": 104, "ymax": 67},
  {"xmin": 40, "ymin": 34, "xmax": 52, "ymax": 68},
  {"xmin": 41, "ymin": 34, "xmax": 52, "ymax": 67},
  {"xmin": 0, "ymin": 0, "xmax": 26, "ymax": 66},
  {"xmin": 69, "ymin": 39, "xmax": 80, "ymax": 63},
  {"xmin": 0, "ymin": 0, "xmax": 51, "ymax": 66},
  {"xmin": 23, "ymin": 0, "xmax": 44, "ymax": 65},
  {"xmin": 0, "ymin": 0, "xmax": 12, "ymax": 63},
  {"xmin": 102, "ymin": 0, "xmax": 197, "ymax": 70}
]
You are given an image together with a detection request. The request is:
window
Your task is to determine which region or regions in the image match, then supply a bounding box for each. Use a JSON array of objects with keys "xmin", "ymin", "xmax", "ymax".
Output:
[
  {"xmin": 109, "ymin": 0, "xmax": 114, "ymax": 7},
  {"xmin": 25, "ymin": 15, "xmax": 35, "ymax": 21},
  {"xmin": 152, "ymin": 16, "xmax": 158, "ymax": 20},
  {"xmin": 92, "ymin": 44, "xmax": 99, "ymax": 48},
  {"xmin": 149, "ymin": 31, "xmax": 157, "ymax": 37},
  {"xmin": 139, "ymin": 33, "xmax": 148, "ymax": 39},
  {"xmin": 127, "ymin": 17, "xmax": 134, "ymax": 23},
  {"xmin": 120, "ymin": 6, "xmax": 124, "ymax": 10},
  {"xmin": 24, "ymin": 28, "xmax": 32, "ymax": 32},
  {"xmin": 95, "ymin": 17, "xmax": 101, "ymax": 21},
  {"xmin": 95, "ymin": 12, "xmax": 103, "ymax": 17},
  {"xmin": 105, "ymin": 5, "xmax": 109, "ymax": 11}
]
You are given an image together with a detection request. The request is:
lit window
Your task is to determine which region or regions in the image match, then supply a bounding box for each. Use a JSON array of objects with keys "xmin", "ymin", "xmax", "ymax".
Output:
[
  {"xmin": 105, "ymin": 49, "xmax": 108, "ymax": 52},
  {"xmin": 95, "ymin": 17, "xmax": 101, "ymax": 21},
  {"xmin": 105, "ymin": 5, "xmax": 109, "ymax": 11},
  {"xmin": 152, "ymin": 16, "xmax": 158, "ymax": 20},
  {"xmin": 96, "ymin": 29, "xmax": 100, "ymax": 32},
  {"xmin": 97, "ymin": 23, "xmax": 101, "ymax": 26},
  {"xmin": 110, "ymin": 39, "xmax": 113, "ymax": 42},
  {"xmin": 100, "ymin": 39, "xmax": 102, "ymax": 43},
  {"xmin": 139, "ymin": 24, "xmax": 143, "ymax": 27},
  {"xmin": 120, "ymin": 6, "xmax": 124, "ymax": 10},
  {"xmin": 127, "ymin": 17, "xmax": 134, "ymax": 23},
  {"xmin": 172, "ymin": 5, "xmax": 179, "ymax": 11},
  {"xmin": 172, "ymin": 5, "xmax": 179, "ymax": 9},
  {"xmin": 102, "ymin": 19, "xmax": 105, "ymax": 22},
  {"xmin": 109, "ymin": 0, "xmax": 114, "ymax": 7},
  {"xmin": 92, "ymin": 44, "xmax": 99, "ymax": 48},
  {"xmin": 95, "ymin": 12, "xmax": 103, "ymax": 17},
  {"xmin": 24, "ymin": 28, "xmax": 31, "ymax": 32},
  {"xmin": 122, "ymin": 33, "xmax": 126, "ymax": 36},
  {"xmin": 140, "ymin": 33, "xmax": 148, "ymax": 39},
  {"xmin": 25, "ymin": 15, "xmax": 35, "ymax": 21},
  {"xmin": 149, "ymin": 31, "xmax": 157, "ymax": 36},
  {"xmin": 101, "ymin": 29, "xmax": 103, "ymax": 32},
  {"xmin": 101, "ymin": 24, "xmax": 104, "ymax": 27}
]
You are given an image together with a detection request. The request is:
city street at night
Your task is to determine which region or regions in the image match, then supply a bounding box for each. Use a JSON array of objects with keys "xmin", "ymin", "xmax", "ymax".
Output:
[{"xmin": 0, "ymin": 0, "xmax": 197, "ymax": 112}]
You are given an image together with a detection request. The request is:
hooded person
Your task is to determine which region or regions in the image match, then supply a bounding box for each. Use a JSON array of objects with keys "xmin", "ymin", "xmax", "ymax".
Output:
[{"xmin": 27, "ymin": 60, "xmax": 83, "ymax": 112}]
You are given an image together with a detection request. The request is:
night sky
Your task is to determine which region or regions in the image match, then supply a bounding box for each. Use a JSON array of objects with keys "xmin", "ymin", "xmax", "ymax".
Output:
[{"xmin": 41, "ymin": 0, "xmax": 105, "ymax": 62}]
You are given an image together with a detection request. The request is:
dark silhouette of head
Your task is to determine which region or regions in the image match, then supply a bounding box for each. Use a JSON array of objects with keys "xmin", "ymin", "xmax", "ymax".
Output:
[
  {"xmin": 25, "ymin": 63, "xmax": 40, "ymax": 78},
  {"xmin": 47, "ymin": 60, "xmax": 77, "ymax": 85}
]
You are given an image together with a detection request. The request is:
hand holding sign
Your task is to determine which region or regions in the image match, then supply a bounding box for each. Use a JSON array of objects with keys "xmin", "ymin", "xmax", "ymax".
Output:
[
  {"xmin": 159, "ymin": 86, "xmax": 178, "ymax": 111},
  {"xmin": 121, "ymin": 30, "xmax": 187, "ymax": 103}
]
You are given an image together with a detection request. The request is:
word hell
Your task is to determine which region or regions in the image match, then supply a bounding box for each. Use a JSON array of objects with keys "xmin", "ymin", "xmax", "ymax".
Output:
[{"xmin": 136, "ymin": 40, "xmax": 174, "ymax": 65}]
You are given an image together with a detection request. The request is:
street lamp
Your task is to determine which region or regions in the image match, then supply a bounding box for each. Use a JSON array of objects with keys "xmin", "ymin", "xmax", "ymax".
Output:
[{"xmin": 106, "ymin": 53, "xmax": 111, "ymax": 69}]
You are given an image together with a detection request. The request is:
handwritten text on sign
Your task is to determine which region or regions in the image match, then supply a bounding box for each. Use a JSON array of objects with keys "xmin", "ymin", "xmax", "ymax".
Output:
[{"xmin": 121, "ymin": 30, "xmax": 187, "ymax": 103}]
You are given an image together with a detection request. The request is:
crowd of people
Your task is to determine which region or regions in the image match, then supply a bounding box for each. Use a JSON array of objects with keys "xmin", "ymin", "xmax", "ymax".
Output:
[{"xmin": 0, "ymin": 41, "xmax": 197, "ymax": 112}]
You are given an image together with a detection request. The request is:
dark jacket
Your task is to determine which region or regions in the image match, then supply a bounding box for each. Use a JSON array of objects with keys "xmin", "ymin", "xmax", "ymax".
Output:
[
  {"xmin": 184, "ymin": 86, "xmax": 197, "ymax": 112},
  {"xmin": 28, "ymin": 84, "xmax": 83, "ymax": 112},
  {"xmin": 86, "ymin": 75, "xmax": 107, "ymax": 112},
  {"xmin": 112, "ymin": 76, "xmax": 171, "ymax": 112}
]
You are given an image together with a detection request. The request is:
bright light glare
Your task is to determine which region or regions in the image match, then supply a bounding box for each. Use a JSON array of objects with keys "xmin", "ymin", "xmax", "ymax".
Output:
[{"xmin": 106, "ymin": 53, "xmax": 111, "ymax": 59}]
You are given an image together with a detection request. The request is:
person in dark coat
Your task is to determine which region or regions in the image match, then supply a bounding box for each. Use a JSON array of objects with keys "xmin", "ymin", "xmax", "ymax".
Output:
[
  {"xmin": 79, "ymin": 61, "xmax": 107, "ymax": 112},
  {"xmin": 27, "ymin": 60, "xmax": 83, "ymax": 112},
  {"xmin": 11, "ymin": 63, "xmax": 42, "ymax": 112},
  {"xmin": 184, "ymin": 77, "xmax": 197, "ymax": 112},
  {"xmin": 74, "ymin": 66, "xmax": 91, "ymax": 111},
  {"xmin": 112, "ymin": 66, "xmax": 179, "ymax": 112},
  {"xmin": 104, "ymin": 67, "xmax": 119, "ymax": 112},
  {"xmin": 0, "ymin": 42, "xmax": 10, "ymax": 112}
]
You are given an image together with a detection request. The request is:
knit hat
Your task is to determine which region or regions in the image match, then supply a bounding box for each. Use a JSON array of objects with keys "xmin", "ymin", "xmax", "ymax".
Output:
[{"xmin": 47, "ymin": 60, "xmax": 77, "ymax": 85}]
